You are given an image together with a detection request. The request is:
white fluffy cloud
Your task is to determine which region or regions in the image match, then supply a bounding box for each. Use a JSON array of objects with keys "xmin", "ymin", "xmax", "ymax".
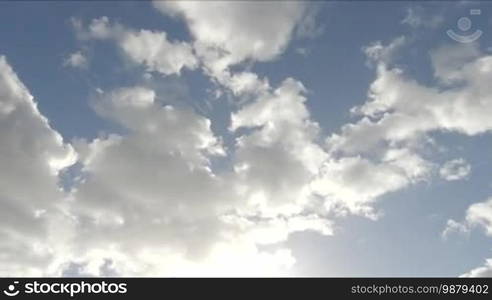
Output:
[
  {"xmin": 439, "ymin": 158, "xmax": 471, "ymax": 181},
  {"xmin": 62, "ymin": 83, "xmax": 335, "ymax": 276},
  {"xmin": 461, "ymin": 259, "xmax": 492, "ymax": 277},
  {"xmin": 447, "ymin": 198, "xmax": 492, "ymax": 277},
  {"xmin": 69, "ymin": 9, "xmax": 492, "ymax": 230},
  {"xmin": 120, "ymin": 29, "xmax": 198, "ymax": 76},
  {"xmin": 69, "ymin": 87, "xmax": 232, "ymax": 272},
  {"xmin": 154, "ymin": 1, "xmax": 310, "ymax": 71},
  {"xmin": 7, "ymin": 1, "xmax": 492, "ymax": 277},
  {"xmin": 312, "ymin": 149, "xmax": 432, "ymax": 218},
  {"xmin": 153, "ymin": 0, "xmax": 316, "ymax": 95},
  {"xmin": 316, "ymin": 40, "xmax": 492, "ymax": 218},
  {"xmin": 230, "ymin": 78, "xmax": 328, "ymax": 216},
  {"xmin": 13, "ymin": 2, "xmax": 332, "ymax": 276},
  {"xmin": 63, "ymin": 51, "xmax": 88, "ymax": 69},
  {"xmin": 330, "ymin": 42, "xmax": 492, "ymax": 159},
  {"xmin": 0, "ymin": 56, "xmax": 76, "ymax": 276},
  {"xmin": 73, "ymin": 17, "xmax": 197, "ymax": 76},
  {"xmin": 464, "ymin": 198, "xmax": 492, "ymax": 236},
  {"xmin": 429, "ymin": 44, "xmax": 481, "ymax": 85}
]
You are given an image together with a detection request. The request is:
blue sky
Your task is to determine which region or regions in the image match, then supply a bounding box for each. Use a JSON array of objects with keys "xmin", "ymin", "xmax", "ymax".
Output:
[{"xmin": 1, "ymin": 1, "xmax": 492, "ymax": 277}]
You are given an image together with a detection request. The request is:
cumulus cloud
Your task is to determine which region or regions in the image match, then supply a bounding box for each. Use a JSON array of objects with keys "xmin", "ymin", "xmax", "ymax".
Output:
[
  {"xmin": 69, "ymin": 8, "xmax": 489, "ymax": 228},
  {"xmin": 62, "ymin": 81, "xmax": 335, "ymax": 276},
  {"xmin": 443, "ymin": 197, "xmax": 492, "ymax": 278},
  {"xmin": 443, "ymin": 197, "xmax": 492, "ymax": 240},
  {"xmin": 63, "ymin": 51, "xmax": 88, "ymax": 69},
  {"xmin": 119, "ymin": 30, "xmax": 198, "ymax": 76},
  {"xmin": 74, "ymin": 1, "xmax": 319, "ymax": 94},
  {"xmin": 328, "ymin": 41, "xmax": 492, "ymax": 159},
  {"xmin": 439, "ymin": 158, "xmax": 471, "ymax": 181},
  {"xmin": 230, "ymin": 78, "xmax": 328, "ymax": 215},
  {"xmin": 70, "ymin": 87, "xmax": 231, "ymax": 261},
  {"xmin": 464, "ymin": 198, "xmax": 492, "ymax": 236},
  {"xmin": 8, "ymin": 1, "xmax": 492, "ymax": 277},
  {"xmin": 59, "ymin": 17, "xmax": 346, "ymax": 269},
  {"xmin": 429, "ymin": 44, "xmax": 481, "ymax": 84},
  {"xmin": 312, "ymin": 149, "xmax": 432, "ymax": 218},
  {"xmin": 154, "ymin": 1, "xmax": 310, "ymax": 70},
  {"xmin": 2, "ymin": 50, "xmax": 308, "ymax": 276},
  {"xmin": 448, "ymin": 198, "xmax": 492, "ymax": 277},
  {"xmin": 318, "ymin": 40, "xmax": 492, "ymax": 218},
  {"xmin": 223, "ymin": 44, "xmax": 434, "ymax": 220},
  {"xmin": 19, "ymin": 2, "xmax": 333, "ymax": 276},
  {"xmin": 73, "ymin": 17, "xmax": 197, "ymax": 76},
  {"xmin": 333, "ymin": 42, "xmax": 492, "ymax": 162},
  {"xmin": 153, "ymin": 0, "xmax": 317, "ymax": 95},
  {"xmin": 0, "ymin": 56, "xmax": 76, "ymax": 276},
  {"xmin": 461, "ymin": 259, "xmax": 492, "ymax": 277}
]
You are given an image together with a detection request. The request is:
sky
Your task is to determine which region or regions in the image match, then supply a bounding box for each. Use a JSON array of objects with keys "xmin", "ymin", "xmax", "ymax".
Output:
[{"xmin": 1, "ymin": 0, "xmax": 492, "ymax": 277}]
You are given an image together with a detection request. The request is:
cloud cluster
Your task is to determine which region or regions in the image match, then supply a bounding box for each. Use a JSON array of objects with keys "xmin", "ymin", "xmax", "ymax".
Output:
[
  {"xmin": 312, "ymin": 149, "xmax": 432, "ymax": 218},
  {"xmin": 318, "ymin": 39, "xmax": 492, "ymax": 219},
  {"xmin": 464, "ymin": 198, "xmax": 492, "ymax": 236},
  {"xmin": 330, "ymin": 44, "xmax": 492, "ymax": 156},
  {"xmin": 73, "ymin": 16, "xmax": 197, "ymax": 76},
  {"xmin": 39, "ymin": 2, "xmax": 331, "ymax": 276},
  {"xmin": 62, "ymin": 68, "xmax": 343, "ymax": 275},
  {"xmin": 445, "ymin": 198, "xmax": 492, "ymax": 277},
  {"xmin": 4, "ymin": 1, "xmax": 492, "ymax": 277},
  {"xmin": 439, "ymin": 158, "xmax": 471, "ymax": 181},
  {"xmin": 153, "ymin": 0, "xmax": 320, "ymax": 96},
  {"xmin": 0, "ymin": 63, "xmax": 317, "ymax": 275},
  {"xmin": 62, "ymin": 5, "xmax": 455, "ymax": 274},
  {"xmin": 461, "ymin": 259, "xmax": 492, "ymax": 277},
  {"xmin": 66, "ymin": 85, "xmax": 296, "ymax": 275},
  {"xmin": 0, "ymin": 56, "xmax": 76, "ymax": 275},
  {"xmin": 154, "ymin": 1, "xmax": 310, "ymax": 71}
]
